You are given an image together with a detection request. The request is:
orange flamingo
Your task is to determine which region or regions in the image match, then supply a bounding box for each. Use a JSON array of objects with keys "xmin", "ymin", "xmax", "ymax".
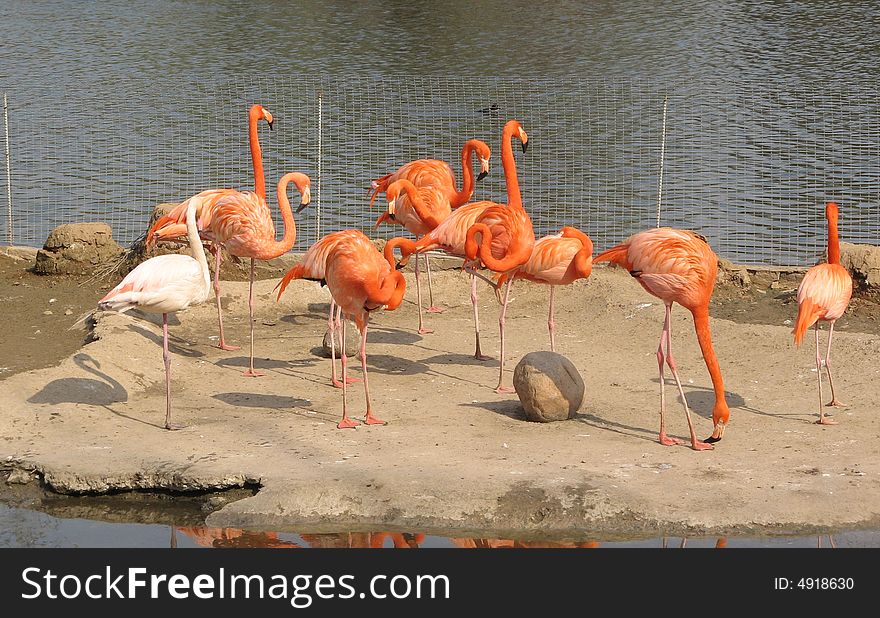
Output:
[
  {"xmin": 149, "ymin": 105, "xmax": 275, "ymax": 353},
  {"xmin": 463, "ymin": 119, "xmax": 534, "ymax": 393},
  {"xmin": 150, "ymin": 162, "xmax": 311, "ymax": 377},
  {"xmin": 595, "ymin": 228, "xmax": 730, "ymax": 449},
  {"xmin": 793, "ymin": 202, "xmax": 852, "ymax": 425},
  {"xmin": 496, "ymin": 227, "xmax": 593, "ymax": 352},
  {"xmin": 276, "ymin": 229, "xmax": 385, "ymax": 389},
  {"xmin": 278, "ymin": 231, "xmax": 406, "ymax": 429},
  {"xmin": 371, "ymin": 140, "xmax": 492, "ymax": 320},
  {"xmin": 98, "ymin": 196, "xmax": 210, "ymax": 430},
  {"xmin": 390, "ymin": 122, "xmax": 528, "ymax": 366}
]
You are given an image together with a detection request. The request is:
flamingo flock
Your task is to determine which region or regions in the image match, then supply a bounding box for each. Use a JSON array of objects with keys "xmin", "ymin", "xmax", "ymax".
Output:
[{"xmin": 96, "ymin": 104, "xmax": 855, "ymax": 448}]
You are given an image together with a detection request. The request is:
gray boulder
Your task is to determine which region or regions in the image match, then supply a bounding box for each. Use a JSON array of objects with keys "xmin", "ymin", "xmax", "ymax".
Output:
[
  {"xmin": 320, "ymin": 324, "xmax": 361, "ymax": 358},
  {"xmin": 513, "ymin": 351, "xmax": 585, "ymax": 422}
]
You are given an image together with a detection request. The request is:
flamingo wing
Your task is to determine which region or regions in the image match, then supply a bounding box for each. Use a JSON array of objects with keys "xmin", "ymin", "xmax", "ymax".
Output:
[
  {"xmin": 793, "ymin": 263, "xmax": 853, "ymax": 344},
  {"xmin": 99, "ymin": 254, "xmax": 205, "ymax": 313}
]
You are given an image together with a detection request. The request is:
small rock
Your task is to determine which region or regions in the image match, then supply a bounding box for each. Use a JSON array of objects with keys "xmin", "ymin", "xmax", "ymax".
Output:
[
  {"xmin": 6, "ymin": 469, "xmax": 33, "ymax": 485},
  {"xmin": 48, "ymin": 298, "xmax": 57, "ymax": 304},
  {"xmin": 513, "ymin": 351, "xmax": 585, "ymax": 422},
  {"xmin": 320, "ymin": 325, "xmax": 360, "ymax": 358},
  {"xmin": 42, "ymin": 310, "xmax": 53, "ymax": 315},
  {"xmin": 262, "ymin": 319, "xmax": 277, "ymax": 326},
  {"xmin": 64, "ymin": 309, "xmax": 73, "ymax": 316}
]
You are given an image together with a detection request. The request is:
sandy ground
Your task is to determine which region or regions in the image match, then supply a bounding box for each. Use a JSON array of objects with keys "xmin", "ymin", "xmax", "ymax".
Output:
[{"xmin": 1, "ymin": 254, "xmax": 880, "ymax": 537}]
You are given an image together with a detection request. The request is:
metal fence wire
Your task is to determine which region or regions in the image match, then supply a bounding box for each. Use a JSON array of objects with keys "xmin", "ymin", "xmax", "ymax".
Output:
[{"xmin": 1, "ymin": 77, "xmax": 879, "ymax": 266}]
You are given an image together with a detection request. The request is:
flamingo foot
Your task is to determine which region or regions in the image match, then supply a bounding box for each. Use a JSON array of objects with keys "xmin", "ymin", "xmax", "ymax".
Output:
[
  {"xmin": 427, "ymin": 306, "xmax": 445, "ymax": 314},
  {"xmin": 418, "ymin": 327, "xmax": 435, "ymax": 335},
  {"xmin": 690, "ymin": 440, "xmax": 715, "ymax": 451},
  {"xmin": 826, "ymin": 399, "xmax": 846, "ymax": 407},
  {"xmin": 816, "ymin": 416, "xmax": 839, "ymax": 425},
  {"xmin": 474, "ymin": 353, "xmax": 494, "ymax": 362},
  {"xmin": 164, "ymin": 422, "xmax": 187, "ymax": 431},
  {"xmin": 494, "ymin": 385, "xmax": 516, "ymax": 394},
  {"xmin": 332, "ymin": 377, "xmax": 361, "ymax": 388},
  {"xmin": 243, "ymin": 369, "xmax": 266, "ymax": 377},
  {"xmin": 337, "ymin": 418, "xmax": 360, "ymax": 429},
  {"xmin": 659, "ymin": 432, "xmax": 683, "ymax": 447},
  {"xmin": 364, "ymin": 413, "xmax": 387, "ymax": 426},
  {"xmin": 218, "ymin": 342, "xmax": 241, "ymax": 351}
]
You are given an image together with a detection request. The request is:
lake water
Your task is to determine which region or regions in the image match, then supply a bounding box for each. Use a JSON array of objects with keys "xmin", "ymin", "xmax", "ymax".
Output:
[{"xmin": 2, "ymin": 1, "xmax": 880, "ymax": 265}]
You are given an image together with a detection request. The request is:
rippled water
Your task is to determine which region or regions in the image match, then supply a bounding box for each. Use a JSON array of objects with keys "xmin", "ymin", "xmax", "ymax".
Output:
[{"xmin": 2, "ymin": 1, "xmax": 879, "ymax": 264}]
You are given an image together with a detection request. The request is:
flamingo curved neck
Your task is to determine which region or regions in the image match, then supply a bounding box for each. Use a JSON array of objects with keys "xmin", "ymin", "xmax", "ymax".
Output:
[
  {"xmin": 260, "ymin": 177, "xmax": 299, "ymax": 258},
  {"xmin": 691, "ymin": 306, "xmax": 729, "ymax": 427},
  {"xmin": 451, "ymin": 141, "xmax": 478, "ymax": 207},
  {"xmin": 249, "ymin": 109, "xmax": 267, "ymax": 201},
  {"xmin": 500, "ymin": 125, "xmax": 522, "ymax": 210},
  {"xmin": 185, "ymin": 197, "xmax": 210, "ymax": 292},
  {"xmin": 398, "ymin": 181, "xmax": 443, "ymax": 228}
]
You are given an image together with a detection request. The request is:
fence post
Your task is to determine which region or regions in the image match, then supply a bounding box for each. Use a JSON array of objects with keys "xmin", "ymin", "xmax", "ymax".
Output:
[
  {"xmin": 3, "ymin": 93, "xmax": 11, "ymax": 245},
  {"xmin": 316, "ymin": 89, "xmax": 323, "ymax": 243},
  {"xmin": 656, "ymin": 92, "xmax": 668, "ymax": 228}
]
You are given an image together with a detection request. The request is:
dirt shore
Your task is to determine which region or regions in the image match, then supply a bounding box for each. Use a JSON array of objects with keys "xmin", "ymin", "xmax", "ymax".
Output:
[{"xmin": 2, "ymin": 252, "xmax": 880, "ymax": 537}]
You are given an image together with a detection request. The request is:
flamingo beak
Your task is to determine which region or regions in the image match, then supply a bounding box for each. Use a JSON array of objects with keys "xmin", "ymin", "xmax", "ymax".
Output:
[
  {"xmin": 267, "ymin": 120, "xmax": 274, "ymax": 131},
  {"xmin": 521, "ymin": 140, "xmax": 528, "ymax": 153},
  {"xmin": 295, "ymin": 186, "xmax": 311, "ymax": 213},
  {"xmin": 478, "ymin": 158, "xmax": 489, "ymax": 181},
  {"xmin": 388, "ymin": 197, "xmax": 396, "ymax": 221}
]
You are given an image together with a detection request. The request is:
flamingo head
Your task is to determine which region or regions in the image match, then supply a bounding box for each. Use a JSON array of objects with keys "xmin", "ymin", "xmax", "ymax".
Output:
[
  {"xmin": 385, "ymin": 179, "xmax": 414, "ymax": 221},
  {"xmin": 250, "ymin": 104, "xmax": 274, "ymax": 130},
  {"xmin": 477, "ymin": 141, "xmax": 492, "ymax": 180}
]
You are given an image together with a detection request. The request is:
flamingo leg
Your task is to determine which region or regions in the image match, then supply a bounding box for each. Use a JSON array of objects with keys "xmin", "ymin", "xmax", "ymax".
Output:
[
  {"xmin": 360, "ymin": 315, "xmax": 386, "ymax": 426},
  {"xmin": 815, "ymin": 324, "xmax": 837, "ymax": 425},
  {"xmin": 332, "ymin": 304, "xmax": 360, "ymax": 388},
  {"xmin": 823, "ymin": 321, "xmax": 844, "ymax": 407},
  {"xmin": 548, "ymin": 285, "xmax": 557, "ymax": 353},
  {"xmin": 425, "ymin": 253, "xmax": 444, "ymax": 313},
  {"xmin": 665, "ymin": 307, "xmax": 713, "ymax": 450},
  {"xmin": 337, "ymin": 317, "xmax": 359, "ymax": 429},
  {"xmin": 414, "ymin": 254, "xmax": 433, "ymax": 335},
  {"xmin": 162, "ymin": 313, "xmax": 182, "ymax": 430},
  {"xmin": 472, "ymin": 274, "xmax": 492, "ymax": 361},
  {"xmin": 213, "ymin": 245, "xmax": 240, "ymax": 351},
  {"xmin": 243, "ymin": 258, "xmax": 265, "ymax": 377},
  {"xmin": 495, "ymin": 276, "xmax": 516, "ymax": 394},
  {"xmin": 657, "ymin": 304, "xmax": 681, "ymax": 446}
]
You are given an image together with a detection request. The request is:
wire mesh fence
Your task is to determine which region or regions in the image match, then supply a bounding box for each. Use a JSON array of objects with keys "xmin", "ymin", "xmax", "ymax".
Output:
[{"xmin": 1, "ymin": 77, "xmax": 878, "ymax": 266}]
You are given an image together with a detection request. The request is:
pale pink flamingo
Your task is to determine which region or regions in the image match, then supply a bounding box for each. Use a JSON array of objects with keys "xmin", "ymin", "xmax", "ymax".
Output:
[
  {"xmin": 278, "ymin": 231, "xmax": 406, "ymax": 429},
  {"xmin": 793, "ymin": 202, "xmax": 853, "ymax": 425},
  {"xmin": 98, "ymin": 196, "xmax": 210, "ymax": 430},
  {"xmin": 275, "ymin": 229, "xmax": 371, "ymax": 388},
  {"xmin": 388, "ymin": 122, "xmax": 530, "ymax": 372},
  {"xmin": 497, "ymin": 226, "xmax": 593, "ymax": 352},
  {"xmin": 150, "ymin": 167, "xmax": 311, "ymax": 377},
  {"xmin": 594, "ymin": 227, "xmax": 730, "ymax": 449},
  {"xmin": 370, "ymin": 139, "xmax": 492, "ymax": 314},
  {"xmin": 463, "ymin": 119, "xmax": 534, "ymax": 393}
]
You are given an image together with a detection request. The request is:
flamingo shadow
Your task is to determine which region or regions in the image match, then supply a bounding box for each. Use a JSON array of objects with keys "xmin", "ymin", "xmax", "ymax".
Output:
[
  {"xmin": 215, "ymin": 357, "xmax": 290, "ymax": 371},
  {"xmin": 365, "ymin": 327, "xmax": 423, "ymax": 345},
  {"xmin": 647, "ymin": 380, "xmax": 755, "ymax": 420},
  {"xmin": 575, "ymin": 413, "xmax": 660, "ymax": 444},
  {"xmin": 422, "ymin": 353, "xmax": 499, "ymax": 367},
  {"xmin": 362, "ymin": 354, "xmax": 430, "ymax": 376},
  {"xmin": 127, "ymin": 324, "xmax": 204, "ymax": 358},
  {"xmin": 28, "ymin": 353, "xmax": 129, "ymax": 406},
  {"xmin": 212, "ymin": 392, "xmax": 312, "ymax": 409}
]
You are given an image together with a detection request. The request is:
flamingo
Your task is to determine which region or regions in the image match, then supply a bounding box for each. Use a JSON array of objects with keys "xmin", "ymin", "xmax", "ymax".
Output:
[
  {"xmin": 463, "ymin": 119, "xmax": 534, "ymax": 393},
  {"xmin": 275, "ymin": 229, "xmax": 374, "ymax": 388},
  {"xmin": 389, "ymin": 122, "xmax": 529, "ymax": 367},
  {"xmin": 496, "ymin": 227, "xmax": 593, "ymax": 352},
  {"xmin": 148, "ymin": 104, "xmax": 274, "ymax": 353},
  {"xmin": 97, "ymin": 195, "xmax": 210, "ymax": 430},
  {"xmin": 594, "ymin": 227, "xmax": 730, "ymax": 449},
  {"xmin": 370, "ymin": 139, "xmax": 491, "ymax": 316},
  {"xmin": 793, "ymin": 202, "xmax": 853, "ymax": 425},
  {"xmin": 150, "ymin": 168, "xmax": 311, "ymax": 378},
  {"xmin": 278, "ymin": 231, "xmax": 406, "ymax": 429}
]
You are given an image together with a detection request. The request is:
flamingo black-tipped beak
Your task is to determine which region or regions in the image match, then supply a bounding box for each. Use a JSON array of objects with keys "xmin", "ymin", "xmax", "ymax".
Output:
[
  {"xmin": 267, "ymin": 120, "xmax": 274, "ymax": 131},
  {"xmin": 704, "ymin": 435, "xmax": 722, "ymax": 444},
  {"xmin": 477, "ymin": 170, "xmax": 488, "ymax": 181},
  {"xmin": 296, "ymin": 202, "xmax": 309, "ymax": 213},
  {"xmin": 521, "ymin": 141, "xmax": 529, "ymax": 153},
  {"xmin": 395, "ymin": 261, "xmax": 404, "ymax": 270}
]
